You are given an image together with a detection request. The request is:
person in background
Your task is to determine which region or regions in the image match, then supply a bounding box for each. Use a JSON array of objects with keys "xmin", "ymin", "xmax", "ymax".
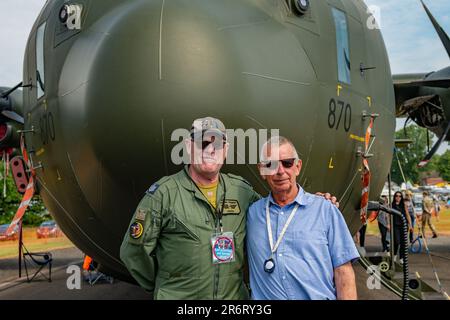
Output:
[
  {"xmin": 404, "ymin": 191, "xmax": 415, "ymax": 243},
  {"xmin": 377, "ymin": 196, "xmax": 390, "ymax": 252},
  {"xmin": 422, "ymin": 191, "xmax": 438, "ymax": 239},
  {"xmin": 432, "ymin": 194, "xmax": 441, "ymax": 222},
  {"xmin": 391, "ymin": 192, "xmax": 413, "ymax": 263},
  {"xmin": 355, "ymin": 223, "xmax": 367, "ymax": 248}
]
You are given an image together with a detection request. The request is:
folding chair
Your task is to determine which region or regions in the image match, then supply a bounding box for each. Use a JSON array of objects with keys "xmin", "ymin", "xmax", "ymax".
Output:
[{"xmin": 22, "ymin": 246, "xmax": 52, "ymax": 282}]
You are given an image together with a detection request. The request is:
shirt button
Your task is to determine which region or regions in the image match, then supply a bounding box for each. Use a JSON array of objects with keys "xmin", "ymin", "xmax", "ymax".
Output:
[
  {"xmin": 279, "ymin": 253, "xmax": 283, "ymax": 257},
  {"xmin": 282, "ymin": 276, "xmax": 286, "ymax": 280}
]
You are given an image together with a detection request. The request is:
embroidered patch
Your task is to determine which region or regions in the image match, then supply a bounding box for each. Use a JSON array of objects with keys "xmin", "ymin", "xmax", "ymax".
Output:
[
  {"xmin": 146, "ymin": 183, "xmax": 159, "ymax": 195},
  {"xmin": 135, "ymin": 208, "xmax": 147, "ymax": 221},
  {"xmin": 130, "ymin": 221, "xmax": 144, "ymax": 239},
  {"xmin": 222, "ymin": 199, "xmax": 241, "ymax": 215}
]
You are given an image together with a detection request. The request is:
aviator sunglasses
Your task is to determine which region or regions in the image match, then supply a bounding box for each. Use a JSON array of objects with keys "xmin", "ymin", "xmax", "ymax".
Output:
[
  {"xmin": 260, "ymin": 158, "xmax": 298, "ymax": 170},
  {"xmin": 192, "ymin": 139, "xmax": 226, "ymax": 150}
]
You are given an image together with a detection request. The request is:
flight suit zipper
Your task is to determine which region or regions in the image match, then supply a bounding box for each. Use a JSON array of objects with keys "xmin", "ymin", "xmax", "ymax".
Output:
[
  {"xmin": 213, "ymin": 192, "xmax": 225, "ymax": 300},
  {"xmin": 185, "ymin": 170, "xmax": 226, "ymax": 300},
  {"xmin": 194, "ymin": 191, "xmax": 221, "ymax": 299}
]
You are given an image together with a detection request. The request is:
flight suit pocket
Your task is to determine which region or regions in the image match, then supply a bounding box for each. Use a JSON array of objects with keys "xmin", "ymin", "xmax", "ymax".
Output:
[
  {"xmin": 160, "ymin": 212, "xmax": 201, "ymax": 279},
  {"xmin": 164, "ymin": 214, "xmax": 200, "ymax": 242},
  {"xmin": 143, "ymin": 210, "xmax": 162, "ymax": 242}
]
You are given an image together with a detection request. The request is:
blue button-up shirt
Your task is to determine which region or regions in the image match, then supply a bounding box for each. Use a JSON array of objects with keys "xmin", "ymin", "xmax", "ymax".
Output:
[{"xmin": 246, "ymin": 186, "xmax": 359, "ymax": 300}]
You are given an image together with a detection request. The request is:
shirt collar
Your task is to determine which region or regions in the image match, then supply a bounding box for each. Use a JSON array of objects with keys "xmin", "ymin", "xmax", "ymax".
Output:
[
  {"xmin": 179, "ymin": 165, "xmax": 227, "ymax": 192},
  {"xmin": 268, "ymin": 184, "xmax": 306, "ymax": 207}
]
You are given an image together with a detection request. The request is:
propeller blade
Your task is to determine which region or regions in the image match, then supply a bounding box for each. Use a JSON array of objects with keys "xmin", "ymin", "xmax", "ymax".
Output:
[
  {"xmin": 421, "ymin": 0, "xmax": 450, "ymax": 59},
  {"xmin": 1, "ymin": 110, "xmax": 24, "ymax": 124},
  {"xmin": 418, "ymin": 120, "xmax": 450, "ymax": 167}
]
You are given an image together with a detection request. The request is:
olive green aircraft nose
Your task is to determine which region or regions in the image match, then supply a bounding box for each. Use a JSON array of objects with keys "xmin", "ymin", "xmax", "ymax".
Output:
[{"xmin": 3, "ymin": 0, "xmax": 396, "ymax": 281}]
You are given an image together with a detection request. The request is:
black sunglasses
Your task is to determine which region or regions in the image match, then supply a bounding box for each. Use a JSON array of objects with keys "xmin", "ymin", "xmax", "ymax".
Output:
[
  {"xmin": 260, "ymin": 158, "xmax": 297, "ymax": 169},
  {"xmin": 193, "ymin": 139, "xmax": 226, "ymax": 150}
]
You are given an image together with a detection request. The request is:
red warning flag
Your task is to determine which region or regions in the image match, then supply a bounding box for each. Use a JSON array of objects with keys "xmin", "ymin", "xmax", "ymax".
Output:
[
  {"xmin": 360, "ymin": 117, "xmax": 374, "ymax": 224},
  {"xmin": 5, "ymin": 135, "xmax": 35, "ymax": 235}
]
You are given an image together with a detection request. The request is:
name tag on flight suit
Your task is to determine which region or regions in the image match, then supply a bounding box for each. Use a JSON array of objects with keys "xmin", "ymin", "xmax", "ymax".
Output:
[{"xmin": 222, "ymin": 200, "xmax": 241, "ymax": 215}]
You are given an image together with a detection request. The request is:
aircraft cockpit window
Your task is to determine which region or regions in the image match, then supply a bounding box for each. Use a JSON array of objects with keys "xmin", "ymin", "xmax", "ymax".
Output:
[
  {"xmin": 332, "ymin": 8, "xmax": 351, "ymax": 84},
  {"xmin": 36, "ymin": 22, "xmax": 46, "ymax": 99}
]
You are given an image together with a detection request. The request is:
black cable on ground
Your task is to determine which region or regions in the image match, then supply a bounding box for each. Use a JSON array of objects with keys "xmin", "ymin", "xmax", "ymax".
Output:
[{"xmin": 368, "ymin": 201, "xmax": 409, "ymax": 300}]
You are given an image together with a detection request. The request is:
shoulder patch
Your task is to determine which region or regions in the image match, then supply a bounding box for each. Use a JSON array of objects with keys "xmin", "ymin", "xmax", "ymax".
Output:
[
  {"xmin": 135, "ymin": 208, "xmax": 147, "ymax": 221},
  {"xmin": 146, "ymin": 183, "xmax": 159, "ymax": 195},
  {"xmin": 145, "ymin": 175, "xmax": 173, "ymax": 195},
  {"xmin": 130, "ymin": 221, "xmax": 144, "ymax": 239}
]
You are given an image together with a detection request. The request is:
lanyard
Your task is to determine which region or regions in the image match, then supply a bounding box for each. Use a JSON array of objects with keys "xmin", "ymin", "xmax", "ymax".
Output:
[
  {"xmin": 189, "ymin": 169, "xmax": 226, "ymax": 233},
  {"xmin": 266, "ymin": 200, "xmax": 300, "ymax": 255}
]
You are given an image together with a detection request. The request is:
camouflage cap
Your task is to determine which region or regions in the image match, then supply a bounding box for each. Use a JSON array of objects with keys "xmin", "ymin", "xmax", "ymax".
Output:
[{"xmin": 190, "ymin": 117, "xmax": 227, "ymax": 141}]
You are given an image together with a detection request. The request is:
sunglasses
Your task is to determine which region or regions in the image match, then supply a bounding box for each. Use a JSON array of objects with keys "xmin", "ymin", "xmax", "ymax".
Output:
[
  {"xmin": 395, "ymin": 195, "xmax": 402, "ymax": 198},
  {"xmin": 193, "ymin": 139, "xmax": 226, "ymax": 150},
  {"xmin": 260, "ymin": 158, "xmax": 297, "ymax": 170}
]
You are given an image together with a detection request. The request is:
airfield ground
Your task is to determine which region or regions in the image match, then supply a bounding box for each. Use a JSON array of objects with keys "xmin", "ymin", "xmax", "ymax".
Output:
[
  {"xmin": 0, "ymin": 208, "xmax": 448, "ymax": 300},
  {"xmin": 0, "ymin": 234, "xmax": 448, "ymax": 300}
]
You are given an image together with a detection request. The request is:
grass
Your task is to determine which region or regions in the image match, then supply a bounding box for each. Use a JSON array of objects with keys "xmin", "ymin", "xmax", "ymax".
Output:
[
  {"xmin": 2, "ymin": 207, "xmax": 448, "ymax": 259},
  {"xmin": 367, "ymin": 206, "xmax": 450, "ymax": 237},
  {"xmin": 0, "ymin": 227, "xmax": 74, "ymax": 260}
]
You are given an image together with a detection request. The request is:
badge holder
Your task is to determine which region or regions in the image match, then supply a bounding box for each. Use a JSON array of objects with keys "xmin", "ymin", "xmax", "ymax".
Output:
[{"xmin": 211, "ymin": 231, "xmax": 235, "ymax": 264}]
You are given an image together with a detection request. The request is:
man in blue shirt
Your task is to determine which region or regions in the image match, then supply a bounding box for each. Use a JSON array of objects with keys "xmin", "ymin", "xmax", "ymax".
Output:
[{"xmin": 247, "ymin": 136, "xmax": 359, "ymax": 300}]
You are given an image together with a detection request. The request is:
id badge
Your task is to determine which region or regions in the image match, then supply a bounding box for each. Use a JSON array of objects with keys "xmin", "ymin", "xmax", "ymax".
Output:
[{"xmin": 211, "ymin": 232, "xmax": 235, "ymax": 264}]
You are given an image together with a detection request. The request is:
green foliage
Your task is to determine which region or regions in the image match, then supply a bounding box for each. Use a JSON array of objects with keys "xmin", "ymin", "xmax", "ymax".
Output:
[
  {"xmin": 435, "ymin": 150, "xmax": 450, "ymax": 182},
  {"xmin": 0, "ymin": 160, "xmax": 47, "ymax": 226},
  {"xmin": 390, "ymin": 125, "xmax": 435, "ymax": 185}
]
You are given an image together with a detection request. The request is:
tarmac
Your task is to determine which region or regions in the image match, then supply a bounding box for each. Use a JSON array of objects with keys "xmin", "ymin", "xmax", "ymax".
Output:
[
  {"xmin": 0, "ymin": 235, "xmax": 448, "ymax": 300},
  {"xmin": 0, "ymin": 247, "xmax": 151, "ymax": 300}
]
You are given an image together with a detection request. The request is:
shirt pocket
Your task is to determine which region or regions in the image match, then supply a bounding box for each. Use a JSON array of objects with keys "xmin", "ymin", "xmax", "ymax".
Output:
[{"xmin": 287, "ymin": 230, "xmax": 329, "ymax": 260}]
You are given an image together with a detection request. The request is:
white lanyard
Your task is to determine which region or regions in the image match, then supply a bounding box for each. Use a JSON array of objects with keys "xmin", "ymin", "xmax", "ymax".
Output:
[{"xmin": 266, "ymin": 200, "xmax": 300, "ymax": 256}]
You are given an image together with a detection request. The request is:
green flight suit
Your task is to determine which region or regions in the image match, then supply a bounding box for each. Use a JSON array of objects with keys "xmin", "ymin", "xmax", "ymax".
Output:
[{"xmin": 120, "ymin": 166, "xmax": 261, "ymax": 299}]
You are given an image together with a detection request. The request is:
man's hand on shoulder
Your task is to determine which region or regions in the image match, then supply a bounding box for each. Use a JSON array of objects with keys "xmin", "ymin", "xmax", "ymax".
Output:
[{"xmin": 316, "ymin": 192, "xmax": 339, "ymax": 208}]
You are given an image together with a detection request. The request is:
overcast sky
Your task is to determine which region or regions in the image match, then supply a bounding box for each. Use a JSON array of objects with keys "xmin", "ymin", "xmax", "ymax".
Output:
[{"xmin": 0, "ymin": 0, "xmax": 448, "ymax": 152}]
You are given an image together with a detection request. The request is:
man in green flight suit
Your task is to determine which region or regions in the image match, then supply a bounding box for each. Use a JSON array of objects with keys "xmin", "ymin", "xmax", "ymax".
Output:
[{"xmin": 120, "ymin": 117, "xmax": 260, "ymax": 299}]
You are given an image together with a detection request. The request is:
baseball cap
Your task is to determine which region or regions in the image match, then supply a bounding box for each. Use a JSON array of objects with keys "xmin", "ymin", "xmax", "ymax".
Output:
[{"xmin": 190, "ymin": 117, "xmax": 227, "ymax": 141}]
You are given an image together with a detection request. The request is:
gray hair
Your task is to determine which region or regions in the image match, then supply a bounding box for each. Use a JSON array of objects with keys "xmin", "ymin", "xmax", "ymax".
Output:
[{"xmin": 260, "ymin": 136, "xmax": 299, "ymax": 161}]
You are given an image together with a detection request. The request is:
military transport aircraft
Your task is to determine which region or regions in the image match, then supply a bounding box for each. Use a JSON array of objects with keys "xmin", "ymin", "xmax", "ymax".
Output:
[
  {"xmin": 394, "ymin": 1, "xmax": 450, "ymax": 166},
  {"xmin": 0, "ymin": 0, "xmax": 447, "ymax": 299}
]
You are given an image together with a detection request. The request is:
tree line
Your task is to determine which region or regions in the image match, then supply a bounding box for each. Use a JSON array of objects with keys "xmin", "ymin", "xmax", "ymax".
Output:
[
  {"xmin": 0, "ymin": 161, "xmax": 48, "ymax": 226},
  {"xmin": 391, "ymin": 125, "xmax": 450, "ymax": 185}
]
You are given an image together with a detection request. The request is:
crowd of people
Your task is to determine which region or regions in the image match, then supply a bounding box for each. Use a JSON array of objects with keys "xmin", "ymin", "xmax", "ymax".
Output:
[{"xmin": 357, "ymin": 190, "xmax": 442, "ymax": 260}]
